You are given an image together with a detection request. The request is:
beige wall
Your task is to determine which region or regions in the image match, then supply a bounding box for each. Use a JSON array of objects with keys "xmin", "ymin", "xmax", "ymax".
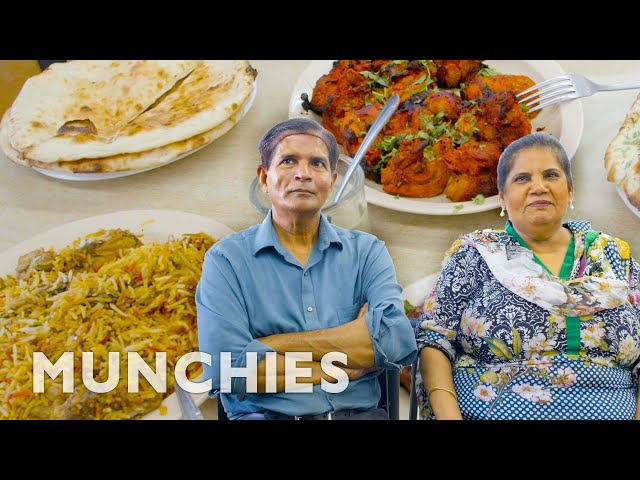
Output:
[{"xmin": 0, "ymin": 60, "xmax": 41, "ymax": 116}]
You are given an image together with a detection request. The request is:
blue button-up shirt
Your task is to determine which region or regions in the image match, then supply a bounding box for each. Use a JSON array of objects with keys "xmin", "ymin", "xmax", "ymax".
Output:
[{"xmin": 196, "ymin": 211, "xmax": 417, "ymax": 419}]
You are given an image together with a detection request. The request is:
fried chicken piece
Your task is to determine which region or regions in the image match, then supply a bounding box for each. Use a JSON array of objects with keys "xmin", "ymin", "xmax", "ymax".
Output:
[
  {"xmin": 484, "ymin": 91, "xmax": 532, "ymax": 146},
  {"xmin": 306, "ymin": 60, "xmax": 372, "ymax": 113},
  {"xmin": 454, "ymin": 102, "xmax": 500, "ymax": 143},
  {"xmin": 444, "ymin": 171, "xmax": 498, "ymax": 202},
  {"xmin": 380, "ymin": 137, "xmax": 451, "ymax": 198},
  {"xmin": 305, "ymin": 62, "xmax": 373, "ymax": 141},
  {"xmin": 443, "ymin": 140, "xmax": 503, "ymax": 176},
  {"xmin": 463, "ymin": 74, "xmax": 536, "ymax": 101},
  {"xmin": 342, "ymin": 103, "xmax": 422, "ymax": 180},
  {"xmin": 341, "ymin": 104, "xmax": 385, "ymax": 174},
  {"xmin": 434, "ymin": 60, "xmax": 484, "ymax": 88},
  {"xmin": 423, "ymin": 90, "xmax": 463, "ymax": 120},
  {"xmin": 454, "ymin": 91, "xmax": 532, "ymax": 147},
  {"xmin": 463, "ymin": 74, "xmax": 538, "ymax": 119},
  {"xmin": 384, "ymin": 60, "xmax": 438, "ymax": 102}
]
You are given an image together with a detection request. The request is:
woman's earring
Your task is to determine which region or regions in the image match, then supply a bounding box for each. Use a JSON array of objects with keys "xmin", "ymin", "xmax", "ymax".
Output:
[
  {"xmin": 500, "ymin": 207, "xmax": 506, "ymax": 217},
  {"xmin": 570, "ymin": 200, "xmax": 575, "ymax": 210}
]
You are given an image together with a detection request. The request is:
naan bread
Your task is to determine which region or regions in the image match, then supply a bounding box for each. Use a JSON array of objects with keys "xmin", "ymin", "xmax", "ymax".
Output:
[
  {"xmin": 0, "ymin": 96, "xmax": 247, "ymax": 173},
  {"xmin": 7, "ymin": 60, "xmax": 198, "ymax": 150},
  {"xmin": 604, "ymin": 93, "xmax": 640, "ymax": 209},
  {"xmin": 8, "ymin": 60, "xmax": 257, "ymax": 163},
  {"xmin": 0, "ymin": 110, "xmax": 29, "ymax": 167}
]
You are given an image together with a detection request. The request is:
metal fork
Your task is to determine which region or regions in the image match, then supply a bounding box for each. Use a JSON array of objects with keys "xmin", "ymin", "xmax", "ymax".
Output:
[{"xmin": 517, "ymin": 73, "xmax": 640, "ymax": 113}]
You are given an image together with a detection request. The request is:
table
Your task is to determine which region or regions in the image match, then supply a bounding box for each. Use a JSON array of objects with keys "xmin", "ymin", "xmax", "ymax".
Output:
[{"xmin": 2, "ymin": 60, "xmax": 640, "ymax": 419}]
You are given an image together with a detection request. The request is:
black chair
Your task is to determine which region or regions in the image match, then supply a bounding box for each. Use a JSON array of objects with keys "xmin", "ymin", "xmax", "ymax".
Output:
[{"xmin": 216, "ymin": 367, "xmax": 401, "ymax": 420}]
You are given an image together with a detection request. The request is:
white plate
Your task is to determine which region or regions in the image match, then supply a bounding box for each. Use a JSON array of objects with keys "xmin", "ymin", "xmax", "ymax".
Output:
[
  {"xmin": 289, "ymin": 60, "xmax": 585, "ymax": 215},
  {"xmin": 616, "ymin": 185, "xmax": 640, "ymax": 218},
  {"xmin": 0, "ymin": 209, "xmax": 235, "ymax": 420},
  {"xmin": 32, "ymin": 82, "xmax": 258, "ymax": 182},
  {"xmin": 400, "ymin": 272, "xmax": 440, "ymax": 308}
]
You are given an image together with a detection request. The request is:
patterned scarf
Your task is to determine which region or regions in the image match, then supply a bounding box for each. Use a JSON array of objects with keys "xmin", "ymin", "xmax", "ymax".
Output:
[{"xmin": 453, "ymin": 224, "xmax": 630, "ymax": 318}]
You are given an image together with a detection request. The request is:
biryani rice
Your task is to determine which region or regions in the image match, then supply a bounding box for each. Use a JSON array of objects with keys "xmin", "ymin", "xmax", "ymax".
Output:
[{"xmin": 0, "ymin": 229, "xmax": 214, "ymax": 419}]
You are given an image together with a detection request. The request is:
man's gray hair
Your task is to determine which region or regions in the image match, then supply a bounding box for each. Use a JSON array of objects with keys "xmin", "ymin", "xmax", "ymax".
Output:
[{"xmin": 258, "ymin": 117, "xmax": 340, "ymax": 172}]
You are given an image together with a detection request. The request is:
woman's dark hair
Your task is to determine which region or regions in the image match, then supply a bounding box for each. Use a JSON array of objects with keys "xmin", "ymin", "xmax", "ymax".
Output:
[
  {"xmin": 497, "ymin": 132, "xmax": 573, "ymax": 192},
  {"xmin": 258, "ymin": 117, "xmax": 340, "ymax": 172}
]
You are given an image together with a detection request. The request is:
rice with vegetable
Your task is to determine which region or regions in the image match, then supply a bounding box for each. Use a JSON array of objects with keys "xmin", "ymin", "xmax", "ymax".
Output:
[{"xmin": 0, "ymin": 229, "xmax": 215, "ymax": 419}]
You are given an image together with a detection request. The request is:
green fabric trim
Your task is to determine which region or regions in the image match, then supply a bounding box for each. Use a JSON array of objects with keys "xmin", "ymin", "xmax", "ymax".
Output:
[
  {"xmin": 565, "ymin": 316, "xmax": 581, "ymax": 357},
  {"xmin": 504, "ymin": 222, "xmax": 602, "ymax": 359},
  {"xmin": 504, "ymin": 221, "xmax": 574, "ymax": 280},
  {"xmin": 583, "ymin": 230, "xmax": 601, "ymax": 257}
]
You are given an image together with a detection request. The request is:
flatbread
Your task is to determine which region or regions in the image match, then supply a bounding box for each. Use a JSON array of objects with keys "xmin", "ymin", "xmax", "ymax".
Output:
[
  {"xmin": 0, "ymin": 96, "xmax": 247, "ymax": 173},
  {"xmin": 604, "ymin": 93, "xmax": 640, "ymax": 209},
  {"xmin": 8, "ymin": 60, "xmax": 257, "ymax": 163},
  {"xmin": 7, "ymin": 60, "xmax": 198, "ymax": 150},
  {"xmin": 0, "ymin": 110, "xmax": 29, "ymax": 166}
]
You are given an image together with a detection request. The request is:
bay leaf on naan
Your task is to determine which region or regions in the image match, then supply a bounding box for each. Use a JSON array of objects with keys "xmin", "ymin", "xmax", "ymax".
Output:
[
  {"xmin": 10, "ymin": 60, "xmax": 257, "ymax": 163},
  {"xmin": 7, "ymin": 60, "xmax": 199, "ymax": 153}
]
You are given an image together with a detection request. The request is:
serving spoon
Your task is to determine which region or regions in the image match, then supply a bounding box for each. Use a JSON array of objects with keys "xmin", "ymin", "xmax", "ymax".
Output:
[{"xmin": 332, "ymin": 94, "xmax": 400, "ymax": 204}]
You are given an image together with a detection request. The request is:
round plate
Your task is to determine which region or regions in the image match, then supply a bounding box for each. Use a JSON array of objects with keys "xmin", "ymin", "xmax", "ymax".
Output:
[
  {"xmin": 32, "ymin": 82, "xmax": 258, "ymax": 181},
  {"xmin": 616, "ymin": 185, "xmax": 640, "ymax": 218},
  {"xmin": 400, "ymin": 272, "xmax": 439, "ymax": 308},
  {"xmin": 289, "ymin": 60, "xmax": 585, "ymax": 215},
  {"xmin": 0, "ymin": 209, "xmax": 234, "ymax": 420}
]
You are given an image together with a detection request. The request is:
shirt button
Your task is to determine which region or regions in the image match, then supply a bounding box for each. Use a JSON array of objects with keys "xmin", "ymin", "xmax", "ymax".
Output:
[
  {"xmin": 307, "ymin": 307, "xmax": 313, "ymax": 312},
  {"xmin": 304, "ymin": 271, "xmax": 308, "ymax": 276}
]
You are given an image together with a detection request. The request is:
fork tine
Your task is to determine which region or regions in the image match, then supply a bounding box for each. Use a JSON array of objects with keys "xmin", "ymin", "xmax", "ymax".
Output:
[
  {"xmin": 526, "ymin": 94, "xmax": 575, "ymax": 113},
  {"xmin": 518, "ymin": 81, "xmax": 573, "ymax": 104},
  {"xmin": 522, "ymin": 86, "xmax": 576, "ymax": 108},
  {"xmin": 516, "ymin": 75, "xmax": 571, "ymax": 98}
]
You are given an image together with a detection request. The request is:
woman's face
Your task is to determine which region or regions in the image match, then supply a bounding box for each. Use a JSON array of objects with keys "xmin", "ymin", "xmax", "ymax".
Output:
[
  {"xmin": 258, "ymin": 134, "xmax": 337, "ymax": 217},
  {"xmin": 499, "ymin": 146, "xmax": 573, "ymax": 230}
]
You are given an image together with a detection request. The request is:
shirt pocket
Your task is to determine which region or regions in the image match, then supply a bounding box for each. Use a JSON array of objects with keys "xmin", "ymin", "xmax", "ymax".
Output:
[{"xmin": 334, "ymin": 302, "xmax": 362, "ymax": 325}]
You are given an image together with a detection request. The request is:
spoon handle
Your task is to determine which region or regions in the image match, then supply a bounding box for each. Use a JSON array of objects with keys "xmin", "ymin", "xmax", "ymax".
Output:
[{"xmin": 333, "ymin": 94, "xmax": 400, "ymax": 203}]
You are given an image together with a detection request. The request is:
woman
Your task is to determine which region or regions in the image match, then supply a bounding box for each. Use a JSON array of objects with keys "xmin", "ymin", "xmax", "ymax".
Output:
[{"xmin": 415, "ymin": 132, "xmax": 640, "ymax": 419}]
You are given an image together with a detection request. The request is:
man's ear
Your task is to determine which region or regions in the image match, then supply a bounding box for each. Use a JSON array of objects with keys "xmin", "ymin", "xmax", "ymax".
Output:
[
  {"xmin": 257, "ymin": 165, "xmax": 268, "ymax": 193},
  {"xmin": 331, "ymin": 171, "xmax": 338, "ymax": 190}
]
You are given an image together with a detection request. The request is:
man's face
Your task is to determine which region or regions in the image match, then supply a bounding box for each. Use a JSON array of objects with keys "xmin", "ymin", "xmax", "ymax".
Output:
[{"xmin": 258, "ymin": 134, "xmax": 337, "ymax": 216}]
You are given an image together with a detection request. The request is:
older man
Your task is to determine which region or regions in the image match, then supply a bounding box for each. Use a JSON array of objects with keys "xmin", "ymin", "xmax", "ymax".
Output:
[{"xmin": 196, "ymin": 118, "xmax": 416, "ymax": 420}]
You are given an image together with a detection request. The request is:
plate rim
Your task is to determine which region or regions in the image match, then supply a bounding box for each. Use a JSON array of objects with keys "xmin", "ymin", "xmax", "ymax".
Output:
[
  {"xmin": 0, "ymin": 209, "xmax": 234, "ymax": 419},
  {"xmin": 32, "ymin": 81, "xmax": 258, "ymax": 182},
  {"xmin": 288, "ymin": 60, "xmax": 585, "ymax": 215},
  {"xmin": 400, "ymin": 272, "xmax": 440, "ymax": 308},
  {"xmin": 615, "ymin": 185, "xmax": 640, "ymax": 218}
]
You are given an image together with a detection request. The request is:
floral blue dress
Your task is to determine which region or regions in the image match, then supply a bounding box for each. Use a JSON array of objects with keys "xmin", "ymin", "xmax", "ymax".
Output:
[{"xmin": 415, "ymin": 220, "xmax": 640, "ymax": 419}]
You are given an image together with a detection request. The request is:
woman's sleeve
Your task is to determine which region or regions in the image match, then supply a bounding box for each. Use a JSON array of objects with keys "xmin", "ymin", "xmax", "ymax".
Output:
[
  {"xmin": 627, "ymin": 256, "xmax": 640, "ymax": 378},
  {"xmin": 415, "ymin": 241, "xmax": 480, "ymax": 363}
]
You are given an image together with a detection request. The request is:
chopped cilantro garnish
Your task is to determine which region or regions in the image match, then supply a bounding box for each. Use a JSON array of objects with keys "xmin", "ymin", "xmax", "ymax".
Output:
[
  {"xmin": 372, "ymin": 91, "xmax": 386, "ymax": 103},
  {"xmin": 477, "ymin": 66, "xmax": 500, "ymax": 77},
  {"xmin": 403, "ymin": 299, "xmax": 416, "ymax": 315},
  {"xmin": 360, "ymin": 70, "xmax": 389, "ymax": 87},
  {"xmin": 472, "ymin": 194, "xmax": 485, "ymax": 205}
]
